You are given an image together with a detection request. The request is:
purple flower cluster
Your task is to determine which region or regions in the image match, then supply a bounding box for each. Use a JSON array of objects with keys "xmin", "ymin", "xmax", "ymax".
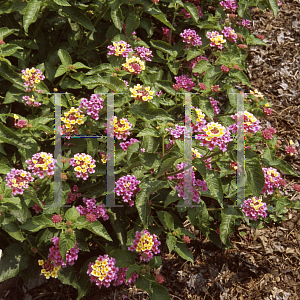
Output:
[
  {"xmin": 5, "ymin": 169, "xmax": 35, "ymax": 196},
  {"xmin": 165, "ymin": 124, "xmax": 186, "ymax": 139},
  {"xmin": 241, "ymin": 196, "xmax": 267, "ymax": 220},
  {"xmin": 173, "ymin": 75, "xmax": 195, "ymax": 92},
  {"xmin": 261, "ymin": 127, "xmax": 276, "ymax": 140},
  {"xmin": 238, "ymin": 19, "xmax": 252, "ymax": 29},
  {"xmin": 113, "ymin": 267, "xmax": 139, "ymax": 286},
  {"xmin": 120, "ymin": 138, "xmax": 140, "ymax": 151},
  {"xmin": 222, "ymin": 27, "xmax": 238, "ymax": 43},
  {"xmin": 228, "ymin": 111, "xmax": 262, "ymax": 134},
  {"xmin": 76, "ymin": 197, "xmax": 109, "ymax": 222},
  {"xmin": 22, "ymin": 95, "xmax": 41, "ymax": 107},
  {"xmin": 134, "ymin": 46, "xmax": 153, "ymax": 61},
  {"xmin": 107, "ymin": 41, "xmax": 133, "ymax": 57},
  {"xmin": 209, "ymin": 97, "xmax": 220, "ymax": 115},
  {"xmin": 180, "ymin": 29, "xmax": 202, "ymax": 50},
  {"xmin": 220, "ymin": 0, "xmax": 238, "ymax": 12},
  {"xmin": 48, "ymin": 236, "xmax": 79, "ymax": 268},
  {"xmin": 114, "ymin": 175, "xmax": 141, "ymax": 207},
  {"xmin": 79, "ymin": 94, "xmax": 105, "ymax": 121},
  {"xmin": 261, "ymin": 167, "xmax": 286, "ymax": 195},
  {"xmin": 21, "ymin": 67, "xmax": 45, "ymax": 93},
  {"xmin": 66, "ymin": 185, "xmax": 81, "ymax": 204},
  {"xmin": 167, "ymin": 162, "xmax": 208, "ymax": 204},
  {"xmin": 179, "ymin": 5, "xmax": 203, "ymax": 19}
]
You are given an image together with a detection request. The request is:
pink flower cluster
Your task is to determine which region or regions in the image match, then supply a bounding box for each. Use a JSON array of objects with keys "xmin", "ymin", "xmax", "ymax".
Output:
[
  {"xmin": 66, "ymin": 185, "xmax": 81, "ymax": 204},
  {"xmin": 166, "ymin": 124, "xmax": 186, "ymax": 139},
  {"xmin": 48, "ymin": 236, "xmax": 79, "ymax": 268},
  {"xmin": 286, "ymin": 145, "xmax": 297, "ymax": 156},
  {"xmin": 222, "ymin": 27, "xmax": 237, "ymax": 43},
  {"xmin": 5, "ymin": 169, "xmax": 35, "ymax": 196},
  {"xmin": 32, "ymin": 200, "xmax": 45, "ymax": 213},
  {"xmin": 179, "ymin": 5, "xmax": 203, "ymax": 19},
  {"xmin": 220, "ymin": 0, "xmax": 238, "ymax": 12},
  {"xmin": 238, "ymin": 19, "xmax": 252, "ymax": 29},
  {"xmin": 211, "ymin": 85, "xmax": 220, "ymax": 92},
  {"xmin": 228, "ymin": 111, "xmax": 262, "ymax": 134},
  {"xmin": 198, "ymin": 83, "xmax": 207, "ymax": 90},
  {"xmin": 21, "ymin": 67, "xmax": 45, "ymax": 93},
  {"xmin": 167, "ymin": 162, "xmax": 208, "ymax": 204},
  {"xmin": 69, "ymin": 153, "xmax": 96, "ymax": 180},
  {"xmin": 114, "ymin": 175, "xmax": 141, "ymax": 207},
  {"xmin": 264, "ymin": 107, "xmax": 272, "ymax": 116},
  {"xmin": 25, "ymin": 152, "xmax": 56, "ymax": 179},
  {"xmin": 22, "ymin": 95, "xmax": 42, "ymax": 107},
  {"xmin": 79, "ymin": 94, "xmax": 105, "ymax": 121},
  {"xmin": 52, "ymin": 214, "xmax": 62, "ymax": 224},
  {"xmin": 294, "ymin": 184, "xmax": 300, "ymax": 191},
  {"xmin": 120, "ymin": 138, "xmax": 140, "ymax": 151},
  {"xmin": 162, "ymin": 27, "xmax": 175, "ymax": 44},
  {"xmin": 107, "ymin": 41, "xmax": 133, "ymax": 57},
  {"xmin": 261, "ymin": 167, "xmax": 286, "ymax": 195},
  {"xmin": 14, "ymin": 119, "xmax": 28, "ymax": 129},
  {"xmin": 173, "ymin": 75, "xmax": 195, "ymax": 92},
  {"xmin": 113, "ymin": 267, "xmax": 139, "ymax": 287},
  {"xmin": 134, "ymin": 46, "xmax": 153, "ymax": 61},
  {"xmin": 209, "ymin": 97, "xmax": 220, "ymax": 115},
  {"xmin": 241, "ymin": 196, "xmax": 268, "ymax": 220},
  {"xmin": 180, "ymin": 29, "xmax": 202, "ymax": 50},
  {"xmin": 76, "ymin": 197, "xmax": 109, "ymax": 222},
  {"xmin": 105, "ymin": 116, "xmax": 132, "ymax": 141},
  {"xmin": 261, "ymin": 127, "xmax": 276, "ymax": 140},
  {"xmin": 207, "ymin": 31, "xmax": 226, "ymax": 49},
  {"xmin": 221, "ymin": 65, "xmax": 230, "ymax": 73},
  {"xmin": 128, "ymin": 230, "xmax": 161, "ymax": 262}
]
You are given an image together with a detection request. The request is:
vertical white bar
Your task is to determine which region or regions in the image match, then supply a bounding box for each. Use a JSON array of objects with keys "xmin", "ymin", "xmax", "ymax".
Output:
[{"xmin": 106, "ymin": 93, "xmax": 123, "ymax": 207}]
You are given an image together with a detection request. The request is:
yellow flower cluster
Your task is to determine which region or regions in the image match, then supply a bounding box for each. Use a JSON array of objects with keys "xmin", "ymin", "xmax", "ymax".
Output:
[
  {"xmin": 250, "ymin": 89, "xmax": 264, "ymax": 98},
  {"xmin": 244, "ymin": 111, "xmax": 257, "ymax": 126},
  {"xmin": 90, "ymin": 259, "xmax": 111, "ymax": 281},
  {"xmin": 250, "ymin": 196, "xmax": 264, "ymax": 211},
  {"xmin": 192, "ymin": 147, "xmax": 201, "ymax": 158},
  {"xmin": 112, "ymin": 41, "xmax": 128, "ymax": 56},
  {"xmin": 130, "ymin": 84, "xmax": 154, "ymax": 102},
  {"xmin": 32, "ymin": 152, "xmax": 54, "ymax": 171},
  {"xmin": 203, "ymin": 122, "xmax": 226, "ymax": 141},
  {"xmin": 73, "ymin": 153, "xmax": 95, "ymax": 173},
  {"xmin": 122, "ymin": 57, "xmax": 145, "ymax": 73},
  {"xmin": 267, "ymin": 169, "xmax": 279, "ymax": 183},
  {"xmin": 61, "ymin": 107, "xmax": 85, "ymax": 134},
  {"xmin": 209, "ymin": 33, "xmax": 226, "ymax": 46},
  {"xmin": 38, "ymin": 260, "xmax": 61, "ymax": 279},
  {"xmin": 136, "ymin": 231, "xmax": 154, "ymax": 252},
  {"xmin": 194, "ymin": 107, "xmax": 205, "ymax": 122},
  {"xmin": 111, "ymin": 116, "xmax": 132, "ymax": 134}
]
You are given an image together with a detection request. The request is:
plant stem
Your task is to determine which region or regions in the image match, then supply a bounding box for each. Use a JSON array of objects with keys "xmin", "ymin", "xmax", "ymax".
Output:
[
  {"xmin": 166, "ymin": 3, "xmax": 178, "ymax": 61},
  {"xmin": 128, "ymin": 73, "xmax": 133, "ymax": 87}
]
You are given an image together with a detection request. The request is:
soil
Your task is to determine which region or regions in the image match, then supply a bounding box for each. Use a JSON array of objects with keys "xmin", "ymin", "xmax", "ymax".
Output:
[{"xmin": 1, "ymin": 0, "xmax": 300, "ymax": 299}]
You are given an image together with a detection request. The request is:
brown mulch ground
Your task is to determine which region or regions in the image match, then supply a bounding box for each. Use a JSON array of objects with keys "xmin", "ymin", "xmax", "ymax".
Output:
[{"xmin": 1, "ymin": 0, "xmax": 300, "ymax": 299}]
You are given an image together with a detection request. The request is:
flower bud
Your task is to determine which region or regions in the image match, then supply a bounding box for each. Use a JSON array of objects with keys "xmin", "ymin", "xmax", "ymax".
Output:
[
  {"xmin": 61, "ymin": 158, "xmax": 67, "ymax": 164},
  {"xmin": 145, "ymin": 265, "xmax": 150, "ymax": 271},
  {"xmin": 113, "ymin": 73, "xmax": 118, "ymax": 77},
  {"xmin": 66, "ymin": 221, "xmax": 72, "ymax": 227},
  {"xmin": 141, "ymin": 269, "xmax": 146, "ymax": 275},
  {"xmin": 87, "ymin": 129, "xmax": 91, "ymax": 134},
  {"xmin": 0, "ymin": 194, "xmax": 3, "ymax": 201},
  {"xmin": 115, "ymin": 67, "xmax": 120, "ymax": 72},
  {"xmin": 53, "ymin": 88, "xmax": 58, "ymax": 92},
  {"xmin": 276, "ymin": 140, "xmax": 282, "ymax": 145},
  {"xmin": 67, "ymin": 228, "xmax": 73, "ymax": 234},
  {"xmin": 61, "ymin": 173, "xmax": 67, "ymax": 180},
  {"xmin": 87, "ymin": 122, "xmax": 92, "ymax": 126}
]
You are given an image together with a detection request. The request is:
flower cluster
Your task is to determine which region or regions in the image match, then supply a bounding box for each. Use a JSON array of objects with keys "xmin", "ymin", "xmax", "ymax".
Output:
[
  {"xmin": 113, "ymin": 267, "xmax": 139, "ymax": 287},
  {"xmin": 66, "ymin": 185, "xmax": 81, "ymax": 204},
  {"xmin": 99, "ymin": 151, "xmax": 111, "ymax": 164},
  {"xmin": 13, "ymin": 115, "xmax": 28, "ymax": 129},
  {"xmin": 22, "ymin": 95, "xmax": 42, "ymax": 107},
  {"xmin": 105, "ymin": 116, "xmax": 132, "ymax": 141},
  {"xmin": 69, "ymin": 153, "xmax": 96, "ymax": 180},
  {"xmin": 179, "ymin": 5, "xmax": 203, "ymax": 19},
  {"xmin": 128, "ymin": 230, "xmax": 161, "ymax": 262},
  {"xmin": 221, "ymin": 65, "xmax": 230, "ymax": 73},
  {"xmin": 264, "ymin": 107, "xmax": 272, "ymax": 116},
  {"xmin": 228, "ymin": 111, "xmax": 262, "ymax": 134},
  {"xmin": 114, "ymin": 175, "xmax": 141, "ymax": 207},
  {"xmin": 238, "ymin": 19, "xmax": 252, "ymax": 29},
  {"xmin": 167, "ymin": 162, "xmax": 208, "ymax": 204},
  {"xmin": 130, "ymin": 84, "xmax": 155, "ymax": 102},
  {"xmin": 220, "ymin": 0, "xmax": 238, "ymax": 12},
  {"xmin": 195, "ymin": 122, "xmax": 233, "ymax": 152},
  {"xmin": 21, "ymin": 67, "xmax": 45, "ymax": 92},
  {"xmin": 61, "ymin": 107, "xmax": 85, "ymax": 139},
  {"xmin": 211, "ymin": 85, "xmax": 220, "ymax": 92},
  {"xmin": 79, "ymin": 94, "xmax": 105, "ymax": 121},
  {"xmin": 5, "ymin": 169, "xmax": 35, "ymax": 196},
  {"xmin": 250, "ymin": 89, "xmax": 264, "ymax": 98},
  {"xmin": 209, "ymin": 97, "xmax": 221, "ymax": 115},
  {"xmin": 52, "ymin": 214, "xmax": 62, "ymax": 224},
  {"xmin": 107, "ymin": 41, "xmax": 133, "ymax": 57},
  {"xmin": 166, "ymin": 124, "xmax": 186, "ymax": 139},
  {"xmin": 120, "ymin": 138, "xmax": 140, "ymax": 151},
  {"xmin": 198, "ymin": 83, "xmax": 207, "ymax": 90},
  {"xmin": 229, "ymin": 160, "xmax": 238, "ymax": 171},
  {"xmin": 190, "ymin": 106, "xmax": 206, "ymax": 133},
  {"xmin": 76, "ymin": 197, "xmax": 109, "ymax": 222},
  {"xmin": 286, "ymin": 140, "xmax": 297, "ymax": 156},
  {"xmin": 261, "ymin": 126, "xmax": 276, "ymax": 140},
  {"xmin": 87, "ymin": 255, "xmax": 119, "ymax": 289},
  {"xmin": 241, "ymin": 196, "xmax": 268, "ymax": 220},
  {"xmin": 173, "ymin": 75, "xmax": 195, "ymax": 92},
  {"xmin": 261, "ymin": 167, "xmax": 286, "ymax": 195},
  {"xmin": 122, "ymin": 56, "xmax": 145, "ymax": 75},
  {"xmin": 25, "ymin": 152, "xmax": 56, "ymax": 179},
  {"xmin": 134, "ymin": 46, "xmax": 153, "ymax": 61},
  {"xmin": 180, "ymin": 29, "xmax": 202, "ymax": 50},
  {"xmin": 207, "ymin": 31, "xmax": 226, "ymax": 49},
  {"xmin": 294, "ymin": 184, "xmax": 300, "ymax": 192},
  {"xmin": 38, "ymin": 259, "xmax": 61, "ymax": 279},
  {"xmin": 48, "ymin": 236, "xmax": 79, "ymax": 268},
  {"xmin": 222, "ymin": 27, "xmax": 237, "ymax": 42}
]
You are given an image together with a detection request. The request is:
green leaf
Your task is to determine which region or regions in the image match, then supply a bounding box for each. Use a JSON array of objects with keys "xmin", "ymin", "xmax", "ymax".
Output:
[
  {"xmin": 245, "ymin": 156, "xmax": 265, "ymax": 197},
  {"xmin": 58, "ymin": 266, "xmax": 79, "ymax": 291},
  {"xmin": 58, "ymin": 49, "xmax": 72, "ymax": 66},
  {"xmin": 203, "ymin": 66, "xmax": 222, "ymax": 87},
  {"xmin": 0, "ymin": 27, "xmax": 18, "ymax": 39},
  {"xmin": 54, "ymin": 65, "xmax": 68, "ymax": 78},
  {"xmin": 137, "ymin": 128, "xmax": 160, "ymax": 138},
  {"xmin": 0, "ymin": 44, "xmax": 22, "ymax": 57},
  {"xmin": 20, "ymin": 214, "xmax": 55, "ymax": 232},
  {"xmin": 187, "ymin": 48, "xmax": 204, "ymax": 61},
  {"xmin": 0, "ymin": 163, "xmax": 11, "ymax": 175},
  {"xmin": 0, "ymin": 122, "xmax": 30, "ymax": 149},
  {"xmin": 62, "ymin": 6, "xmax": 95, "ymax": 31},
  {"xmin": 143, "ymin": 5, "xmax": 175, "ymax": 30},
  {"xmin": 84, "ymin": 220, "xmax": 112, "ymax": 241},
  {"xmin": 156, "ymin": 80, "xmax": 176, "ymax": 96},
  {"xmin": 157, "ymin": 211, "xmax": 174, "ymax": 231},
  {"xmin": 130, "ymin": 102, "xmax": 173, "ymax": 122},
  {"xmin": 167, "ymin": 61, "xmax": 180, "ymax": 75},
  {"xmin": 204, "ymin": 169, "xmax": 224, "ymax": 207},
  {"xmin": 140, "ymin": 18, "xmax": 153, "ymax": 36},
  {"xmin": 111, "ymin": 0, "xmax": 123, "ymax": 31},
  {"xmin": 59, "ymin": 232, "xmax": 76, "ymax": 263},
  {"xmin": 23, "ymin": 187, "xmax": 44, "ymax": 207},
  {"xmin": 126, "ymin": 12, "xmax": 140, "ymax": 36},
  {"xmin": 2, "ymin": 219, "xmax": 26, "ymax": 242},
  {"xmin": 150, "ymin": 40, "xmax": 173, "ymax": 56},
  {"xmin": 149, "ymin": 256, "xmax": 162, "ymax": 269},
  {"xmin": 139, "ymin": 153, "xmax": 161, "ymax": 170},
  {"xmin": 0, "ymin": 244, "xmax": 30, "ymax": 282},
  {"xmin": 192, "ymin": 59, "xmax": 211, "ymax": 74},
  {"xmin": 126, "ymin": 264, "xmax": 141, "ymax": 282},
  {"xmin": 60, "ymin": 77, "xmax": 81, "ymax": 89},
  {"xmin": 127, "ymin": 142, "xmax": 140, "ymax": 161},
  {"xmin": 246, "ymin": 35, "xmax": 267, "ymax": 46},
  {"xmin": 23, "ymin": 0, "xmax": 42, "ymax": 33},
  {"xmin": 53, "ymin": 0, "xmax": 71, "ymax": 6},
  {"xmin": 156, "ymin": 148, "xmax": 182, "ymax": 179},
  {"xmin": 174, "ymin": 242, "xmax": 194, "ymax": 263},
  {"xmin": 150, "ymin": 282, "xmax": 171, "ymax": 300},
  {"xmin": 164, "ymin": 189, "xmax": 181, "ymax": 208},
  {"xmin": 74, "ymin": 62, "xmax": 91, "ymax": 69},
  {"xmin": 110, "ymin": 249, "xmax": 136, "ymax": 268},
  {"xmin": 166, "ymin": 233, "xmax": 177, "ymax": 253},
  {"xmin": 184, "ymin": 2, "xmax": 199, "ymax": 23},
  {"xmin": 0, "ymin": 61, "xmax": 24, "ymax": 89},
  {"xmin": 86, "ymin": 64, "xmax": 111, "ymax": 75},
  {"xmin": 266, "ymin": 0, "xmax": 279, "ymax": 17},
  {"xmin": 135, "ymin": 274, "xmax": 152, "ymax": 292},
  {"xmin": 65, "ymin": 206, "xmax": 80, "ymax": 222},
  {"xmin": 229, "ymin": 70, "xmax": 251, "ymax": 87}
]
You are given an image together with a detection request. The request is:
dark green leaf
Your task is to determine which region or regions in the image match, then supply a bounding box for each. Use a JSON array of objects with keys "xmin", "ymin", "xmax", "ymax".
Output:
[
  {"xmin": 23, "ymin": 0, "xmax": 42, "ymax": 33},
  {"xmin": 62, "ymin": 6, "xmax": 95, "ymax": 31},
  {"xmin": 59, "ymin": 232, "xmax": 76, "ymax": 263},
  {"xmin": 184, "ymin": 2, "xmax": 199, "ymax": 23},
  {"xmin": 110, "ymin": 249, "xmax": 136, "ymax": 268},
  {"xmin": 156, "ymin": 211, "xmax": 174, "ymax": 231},
  {"xmin": 126, "ymin": 12, "xmax": 140, "ymax": 36},
  {"xmin": 150, "ymin": 40, "xmax": 173, "ymax": 56},
  {"xmin": 58, "ymin": 49, "xmax": 72, "ymax": 66},
  {"xmin": 156, "ymin": 80, "xmax": 176, "ymax": 96},
  {"xmin": 54, "ymin": 0, "xmax": 71, "ymax": 6},
  {"xmin": 175, "ymin": 242, "xmax": 194, "ymax": 263}
]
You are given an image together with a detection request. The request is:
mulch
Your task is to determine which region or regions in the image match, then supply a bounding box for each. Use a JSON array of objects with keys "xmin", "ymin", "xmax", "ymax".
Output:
[{"xmin": 1, "ymin": 0, "xmax": 300, "ymax": 299}]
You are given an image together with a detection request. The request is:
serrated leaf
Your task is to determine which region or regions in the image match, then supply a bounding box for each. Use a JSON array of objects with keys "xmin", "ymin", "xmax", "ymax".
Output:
[
  {"xmin": 111, "ymin": 2, "xmax": 123, "ymax": 31},
  {"xmin": 54, "ymin": 65, "xmax": 69, "ymax": 78},
  {"xmin": 229, "ymin": 70, "xmax": 251, "ymax": 87},
  {"xmin": 20, "ymin": 214, "xmax": 55, "ymax": 232},
  {"xmin": 84, "ymin": 220, "xmax": 112, "ymax": 241},
  {"xmin": 137, "ymin": 128, "xmax": 160, "ymax": 138},
  {"xmin": 0, "ymin": 44, "xmax": 22, "ymax": 57},
  {"xmin": 150, "ymin": 282, "xmax": 171, "ymax": 300},
  {"xmin": 59, "ymin": 232, "xmax": 76, "ymax": 263},
  {"xmin": 187, "ymin": 48, "xmax": 204, "ymax": 61},
  {"xmin": 2, "ymin": 220, "xmax": 26, "ymax": 242},
  {"xmin": 139, "ymin": 153, "xmax": 161, "ymax": 170},
  {"xmin": 0, "ymin": 122, "xmax": 30, "ymax": 149},
  {"xmin": 156, "ymin": 80, "xmax": 176, "ymax": 96},
  {"xmin": 58, "ymin": 266, "xmax": 79, "ymax": 290},
  {"xmin": 0, "ymin": 61, "xmax": 25, "ymax": 89},
  {"xmin": 150, "ymin": 40, "xmax": 173, "ymax": 56},
  {"xmin": 245, "ymin": 157, "xmax": 265, "ymax": 197},
  {"xmin": 126, "ymin": 264, "xmax": 141, "ymax": 282},
  {"xmin": 267, "ymin": 0, "xmax": 279, "ymax": 17},
  {"xmin": 156, "ymin": 148, "xmax": 182, "ymax": 179},
  {"xmin": 0, "ymin": 27, "xmax": 18, "ymax": 39},
  {"xmin": 192, "ymin": 59, "xmax": 211, "ymax": 74},
  {"xmin": 164, "ymin": 189, "xmax": 181, "ymax": 208},
  {"xmin": 65, "ymin": 206, "xmax": 80, "ymax": 222},
  {"xmin": 74, "ymin": 62, "xmax": 91, "ymax": 69},
  {"xmin": 23, "ymin": 0, "xmax": 42, "ymax": 33}
]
